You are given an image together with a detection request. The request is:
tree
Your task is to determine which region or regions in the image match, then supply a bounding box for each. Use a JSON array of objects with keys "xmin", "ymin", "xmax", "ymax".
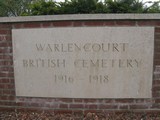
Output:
[
  {"xmin": 27, "ymin": 0, "xmax": 160, "ymax": 15},
  {"xmin": 0, "ymin": 0, "xmax": 159, "ymax": 16},
  {"xmin": 28, "ymin": 0, "xmax": 59, "ymax": 15},
  {"xmin": 0, "ymin": 0, "xmax": 32, "ymax": 17},
  {"xmin": 59, "ymin": 0, "xmax": 108, "ymax": 14},
  {"xmin": 147, "ymin": 1, "xmax": 160, "ymax": 13},
  {"xmin": 105, "ymin": 0, "xmax": 145, "ymax": 13},
  {"xmin": 28, "ymin": 0, "xmax": 108, "ymax": 15}
]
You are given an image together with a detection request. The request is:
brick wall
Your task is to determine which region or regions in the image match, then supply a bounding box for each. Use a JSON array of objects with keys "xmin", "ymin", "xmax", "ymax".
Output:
[{"xmin": 0, "ymin": 15, "xmax": 160, "ymax": 114}]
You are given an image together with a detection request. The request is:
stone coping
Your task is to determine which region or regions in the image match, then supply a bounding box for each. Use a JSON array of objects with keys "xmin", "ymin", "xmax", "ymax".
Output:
[{"xmin": 0, "ymin": 14, "xmax": 159, "ymax": 23}]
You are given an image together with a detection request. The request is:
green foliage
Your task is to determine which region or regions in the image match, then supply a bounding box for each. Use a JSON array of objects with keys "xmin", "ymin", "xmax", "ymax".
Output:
[
  {"xmin": 105, "ymin": 0, "xmax": 145, "ymax": 13},
  {"xmin": 0, "ymin": 0, "xmax": 160, "ymax": 17},
  {"xmin": 147, "ymin": 1, "xmax": 160, "ymax": 13},
  {"xmin": 58, "ymin": 0, "xmax": 108, "ymax": 14},
  {"xmin": 26, "ymin": 0, "xmax": 160, "ymax": 15},
  {"xmin": 28, "ymin": 0, "xmax": 59, "ymax": 15},
  {"xmin": 0, "ymin": 0, "xmax": 32, "ymax": 16}
]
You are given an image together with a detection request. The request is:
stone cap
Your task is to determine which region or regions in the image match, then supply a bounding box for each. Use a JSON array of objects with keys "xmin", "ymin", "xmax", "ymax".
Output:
[{"xmin": 0, "ymin": 14, "xmax": 159, "ymax": 23}]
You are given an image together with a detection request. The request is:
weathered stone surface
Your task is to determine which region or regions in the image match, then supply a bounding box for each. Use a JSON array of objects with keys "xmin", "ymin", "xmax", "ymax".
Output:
[
  {"xmin": 0, "ymin": 14, "xmax": 160, "ymax": 23},
  {"xmin": 12, "ymin": 27, "xmax": 154, "ymax": 98}
]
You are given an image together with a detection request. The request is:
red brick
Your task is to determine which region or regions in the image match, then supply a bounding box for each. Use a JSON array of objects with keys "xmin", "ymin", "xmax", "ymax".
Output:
[
  {"xmin": 0, "ymin": 48, "xmax": 12, "ymax": 53},
  {"xmin": 30, "ymin": 103, "xmax": 40, "ymax": 107},
  {"xmin": 0, "ymin": 61, "xmax": 13, "ymax": 66},
  {"xmin": 155, "ymin": 47, "xmax": 160, "ymax": 53},
  {"xmin": 104, "ymin": 99, "xmax": 115, "ymax": 103},
  {"xmin": 6, "ymin": 84, "xmax": 15, "ymax": 89},
  {"xmin": 134, "ymin": 99, "xmax": 145, "ymax": 103},
  {"xmin": 0, "ymin": 107, "xmax": 15, "ymax": 112},
  {"xmin": 52, "ymin": 21, "xmax": 73, "ymax": 27},
  {"xmin": 0, "ymin": 84, "xmax": 5, "ymax": 88},
  {"xmin": 154, "ymin": 60, "xmax": 160, "ymax": 65},
  {"xmin": 59, "ymin": 104, "xmax": 68, "ymax": 108},
  {"xmin": 104, "ymin": 21, "xmax": 115, "ymax": 26},
  {"xmin": 84, "ymin": 21, "xmax": 104, "ymax": 26},
  {"xmin": 84, "ymin": 99, "xmax": 97, "ymax": 103},
  {"xmin": 11, "ymin": 90, "xmax": 15, "ymax": 95},
  {"xmin": 152, "ymin": 86, "xmax": 160, "ymax": 91},
  {"xmin": 0, "ymin": 30, "xmax": 11, "ymax": 34},
  {"xmin": 0, "ymin": 84, "xmax": 14, "ymax": 89},
  {"xmin": 0, "ymin": 96, "xmax": 8, "ymax": 100},
  {"xmin": 16, "ymin": 97, "xmax": 26, "ymax": 102},
  {"xmin": 144, "ymin": 99, "xmax": 154, "ymax": 103},
  {"xmin": 50, "ymin": 103, "xmax": 59, "ymax": 109},
  {"xmin": 116, "ymin": 21, "xmax": 136, "ymax": 26},
  {"xmin": 74, "ymin": 99, "xmax": 83, "ymax": 103},
  {"xmin": 155, "ymin": 28, "xmax": 160, "ymax": 33},
  {"xmin": 73, "ymin": 21, "xmax": 84, "ymax": 26},
  {"xmin": 0, "ymin": 55, "xmax": 12, "ymax": 60},
  {"xmin": 16, "ymin": 108, "xmax": 45, "ymax": 113},
  {"xmin": 58, "ymin": 98, "xmax": 73, "ymax": 103},
  {"xmin": 0, "ymin": 42, "xmax": 12, "ymax": 47},
  {"xmin": 15, "ymin": 102, "xmax": 26, "ymax": 106},
  {"xmin": 0, "ymin": 72, "xmax": 14, "ymax": 77},
  {"xmin": 153, "ymin": 80, "xmax": 160, "ymax": 85},
  {"xmin": 8, "ymin": 78, "xmax": 14, "ymax": 83},
  {"xmin": 70, "ymin": 104, "xmax": 84, "ymax": 109},
  {"xmin": 0, "ymin": 101, "xmax": 15, "ymax": 106},
  {"xmin": 0, "ymin": 67, "xmax": 14, "ymax": 72},
  {"xmin": 130, "ymin": 105, "xmax": 148, "ymax": 109},
  {"xmin": 137, "ymin": 21, "xmax": 160, "ymax": 26},
  {"xmin": 99, "ymin": 104, "xmax": 117, "ymax": 109},
  {"xmin": 5, "ymin": 36, "xmax": 11, "ymax": 41},
  {"xmin": 151, "ymin": 104, "xmax": 160, "ymax": 109},
  {"xmin": 6, "ymin": 36, "xmax": 11, "ymax": 41},
  {"xmin": 2, "ymin": 90, "xmax": 13, "ymax": 95},
  {"xmin": 54, "ymin": 110, "xmax": 72, "ymax": 114},
  {"xmin": 23, "ymin": 23, "xmax": 41, "ymax": 28},
  {"xmin": 0, "ymin": 36, "xmax": 11, "ymax": 41},
  {"xmin": 115, "ymin": 99, "xmax": 134, "ymax": 103},
  {"xmin": 154, "ymin": 53, "xmax": 160, "ymax": 59},
  {"xmin": 0, "ymin": 96, "xmax": 15, "ymax": 101},
  {"xmin": 155, "ymin": 40, "xmax": 160, "ymax": 47},
  {"xmin": 0, "ymin": 24, "xmax": 11, "ymax": 28},
  {"xmin": 46, "ymin": 103, "xmax": 59, "ymax": 108},
  {"xmin": 13, "ymin": 23, "xmax": 24, "ymax": 28},
  {"xmin": 119, "ymin": 105, "xmax": 129, "ymax": 109},
  {"xmin": 45, "ymin": 98, "xmax": 55, "ymax": 102},
  {"xmin": 155, "ymin": 98, "xmax": 160, "ymax": 103},
  {"xmin": 155, "ymin": 65, "xmax": 160, "ymax": 72},
  {"xmin": 154, "ymin": 73, "xmax": 160, "ymax": 80},
  {"xmin": 0, "ymin": 36, "xmax": 7, "ymax": 41},
  {"xmin": 0, "ymin": 78, "xmax": 10, "ymax": 83},
  {"xmin": 155, "ymin": 36, "xmax": 160, "ymax": 41},
  {"xmin": 152, "ymin": 92, "xmax": 160, "ymax": 97},
  {"xmin": 84, "ymin": 104, "xmax": 97, "ymax": 109},
  {"xmin": 41, "ymin": 22, "xmax": 52, "ymax": 27}
]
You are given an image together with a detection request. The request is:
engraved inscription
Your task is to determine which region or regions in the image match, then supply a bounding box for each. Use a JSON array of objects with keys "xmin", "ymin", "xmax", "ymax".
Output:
[
  {"xmin": 23, "ymin": 59, "xmax": 66, "ymax": 68},
  {"xmin": 12, "ymin": 27, "xmax": 154, "ymax": 98},
  {"xmin": 35, "ymin": 43, "xmax": 128, "ymax": 52},
  {"xmin": 89, "ymin": 75, "xmax": 109, "ymax": 84}
]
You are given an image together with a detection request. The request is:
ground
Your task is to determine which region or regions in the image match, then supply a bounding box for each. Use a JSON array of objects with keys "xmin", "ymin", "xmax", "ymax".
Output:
[{"xmin": 0, "ymin": 111, "xmax": 160, "ymax": 120}]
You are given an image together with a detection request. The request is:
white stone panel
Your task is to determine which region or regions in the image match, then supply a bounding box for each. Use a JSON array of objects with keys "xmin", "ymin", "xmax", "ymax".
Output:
[{"xmin": 12, "ymin": 27, "xmax": 154, "ymax": 98}]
